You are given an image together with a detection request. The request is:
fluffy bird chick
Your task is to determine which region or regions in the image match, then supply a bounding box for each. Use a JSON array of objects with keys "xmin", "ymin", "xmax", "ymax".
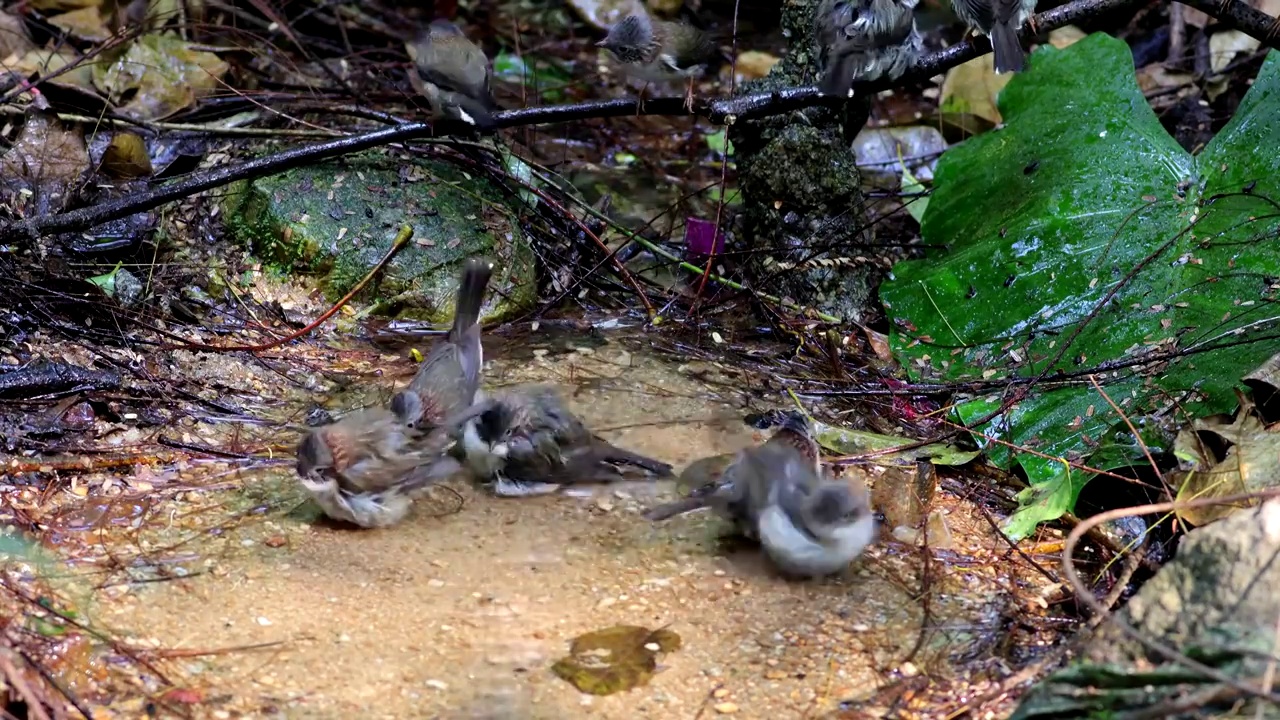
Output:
[
  {"xmin": 949, "ymin": 0, "xmax": 1038, "ymax": 73},
  {"xmin": 296, "ymin": 403, "xmax": 489, "ymax": 528},
  {"xmin": 596, "ymin": 12, "xmax": 717, "ymax": 112},
  {"xmin": 406, "ymin": 20, "xmax": 500, "ymax": 130},
  {"xmin": 642, "ymin": 411, "xmax": 821, "ymax": 537},
  {"xmin": 461, "ymin": 384, "xmax": 674, "ymax": 497},
  {"xmin": 391, "ymin": 257, "xmax": 494, "ymax": 431},
  {"xmin": 758, "ymin": 473, "xmax": 876, "ymax": 578},
  {"xmin": 815, "ymin": 0, "xmax": 923, "ymax": 98}
]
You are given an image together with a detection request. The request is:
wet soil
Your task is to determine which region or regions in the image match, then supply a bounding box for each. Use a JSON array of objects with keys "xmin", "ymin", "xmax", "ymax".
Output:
[{"xmin": 22, "ymin": 334, "xmax": 1060, "ymax": 719}]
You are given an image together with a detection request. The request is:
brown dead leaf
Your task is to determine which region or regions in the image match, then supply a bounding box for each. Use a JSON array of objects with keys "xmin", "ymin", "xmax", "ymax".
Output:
[
  {"xmin": 0, "ymin": 9, "xmax": 35, "ymax": 60},
  {"xmin": 736, "ymin": 51, "xmax": 780, "ymax": 81},
  {"xmin": 27, "ymin": 0, "xmax": 99, "ymax": 11},
  {"xmin": 94, "ymin": 33, "xmax": 229, "ymax": 120},
  {"xmin": 48, "ymin": 6, "xmax": 112, "ymax": 42},
  {"xmin": 6, "ymin": 50, "xmax": 98, "ymax": 88},
  {"xmin": 100, "ymin": 132, "xmax": 153, "ymax": 178},
  {"xmin": 1047, "ymin": 25, "xmax": 1087, "ymax": 49},
  {"xmin": 0, "ymin": 109, "xmax": 90, "ymax": 217},
  {"xmin": 939, "ymin": 53, "xmax": 1011, "ymax": 126},
  {"xmin": 1174, "ymin": 396, "xmax": 1280, "ymax": 526}
]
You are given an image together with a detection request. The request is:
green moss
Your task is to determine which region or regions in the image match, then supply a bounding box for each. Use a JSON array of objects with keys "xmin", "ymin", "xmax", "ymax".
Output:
[{"xmin": 221, "ymin": 150, "xmax": 537, "ymax": 321}]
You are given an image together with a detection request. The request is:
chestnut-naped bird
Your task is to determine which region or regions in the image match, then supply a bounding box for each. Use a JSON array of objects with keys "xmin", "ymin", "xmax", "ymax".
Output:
[
  {"xmin": 642, "ymin": 410, "xmax": 822, "ymax": 535},
  {"xmin": 644, "ymin": 411, "xmax": 874, "ymax": 576},
  {"xmin": 949, "ymin": 0, "xmax": 1038, "ymax": 73},
  {"xmin": 296, "ymin": 402, "xmax": 491, "ymax": 528},
  {"xmin": 596, "ymin": 12, "xmax": 718, "ymax": 112},
  {"xmin": 460, "ymin": 383, "xmax": 674, "ymax": 497},
  {"xmin": 757, "ymin": 469, "xmax": 876, "ymax": 578},
  {"xmin": 814, "ymin": 0, "xmax": 924, "ymax": 97},
  {"xmin": 390, "ymin": 257, "xmax": 493, "ymax": 432},
  {"xmin": 406, "ymin": 20, "xmax": 501, "ymax": 130}
]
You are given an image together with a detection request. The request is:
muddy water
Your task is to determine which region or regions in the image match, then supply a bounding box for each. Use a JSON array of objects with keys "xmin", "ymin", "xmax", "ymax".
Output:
[{"xmin": 64, "ymin": 338, "xmax": 1051, "ymax": 719}]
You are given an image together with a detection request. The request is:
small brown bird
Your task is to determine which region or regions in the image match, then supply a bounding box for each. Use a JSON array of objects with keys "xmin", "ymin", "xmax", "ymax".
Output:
[
  {"xmin": 390, "ymin": 257, "xmax": 493, "ymax": 431},
  {"xmin": 815, "ymin": 0, "xmax": 924, "ymax": 97},
  {"xmin": 296, "ymin": 402, "xmax": 490, "ymax": 528},
  {"xmin": 596, "ymin": 12, "xmax": 718, "ymax": 112},
  {"xmin": 949, "ymin": 0, "xmax": 1038, "ymax": 73},
  {"xmin": 460, "ymin": 384, "xmax": 674, "ymax": 497},
  {"xmin": 645, "ymin": 411, "xmax": 875, "ymax": 576},
  {"xmin": 406, "ymin": 20, "xmax": 500, "ymax": 129},
  {"xmin": 643, "ymin": 410, "xmax": 821, "ymax": 535},
  {"xmin": 756, "ymin": 470, "xmax": 876, "ymax": 578}
]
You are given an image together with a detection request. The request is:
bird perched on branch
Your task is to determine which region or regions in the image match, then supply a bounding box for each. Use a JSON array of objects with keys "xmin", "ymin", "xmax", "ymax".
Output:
[
  {"xmin": 644, "ymin": 411, "xmax": 875, "ymax": 577},
  {"xmin": 295, "ymin": 402, "xmax": 492, "ymax": 528},
  {"xmin": 596, "ymin": 12, "xmax": 718, "ymax": 112},
  {"xmin": 461, "ymin": 383, "xmax": 674, "ymax": 497},
  {"xmin": 814, "ymin": 0, "xmax": 924, "ymax": 98},
  {"xmin": 391, "ymin": 257, "xmax": 493, "ymax": 432},
  {"xmin": 948, "ymin": 0, "xmax": 1038, "ymax": 73},
  {"xmin": 406, "ymin": 20, "xmax": 500, "ymax": 130}
]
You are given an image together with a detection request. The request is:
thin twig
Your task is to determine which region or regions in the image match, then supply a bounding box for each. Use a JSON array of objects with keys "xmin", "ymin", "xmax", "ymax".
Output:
[
  {"xmin": 156, "ymin": 225, "xmax": 414, "ymax": 351},
  {"xmin": 1062, "ymin": 491, "xmax": 1280, "ymax": 702}
]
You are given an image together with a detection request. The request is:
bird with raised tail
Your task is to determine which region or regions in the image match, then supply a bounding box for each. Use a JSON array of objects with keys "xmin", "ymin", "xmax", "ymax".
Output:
[
  {"xmin": 596, "ymin": 12, "xmax": 718, "ymax": 112},
  {"xmin": 642, "ymin": 410, "xmax": 822, "ymax": 536},
  {"xmin": 296, "ymin": 402, "xmax": 491, "ymax": 528},
  {"xmin": 644, "ymin": 411, "xmax": 875, "ymax": 577},
  {"xmin": 406, "ymin": 20, "xmax": 501, "ymax": 130},
  {"xmin": 949, "ymin": 0, "xmax": 1038, "ymax": 73},
  {"xmin": 814, "ymin": 0, "xmax": 924, "ymax": 97},
  {"xmin": 461, "ymin": 383, "xmax": 674, "ymax": 497},
  {"xmin": 391, "ymin": 257, "xmax": 493, "ymax": 432}
]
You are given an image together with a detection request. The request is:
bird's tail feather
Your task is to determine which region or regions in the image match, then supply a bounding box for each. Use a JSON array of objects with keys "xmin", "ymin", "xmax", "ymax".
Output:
[
  {"xmin": 449, "ymin": 257, "xmax": 494, "ymax": 342},
  {"xmin": 819, "ymin": 55, "xmax": 857, "ymax": 98},
  {"xmin": 990, "ymin": 22, "xmax": 1026, "ymax": 73},
  {"xmin": 594, "ymin": 443, "xmax": 675, "ymax": 476}
]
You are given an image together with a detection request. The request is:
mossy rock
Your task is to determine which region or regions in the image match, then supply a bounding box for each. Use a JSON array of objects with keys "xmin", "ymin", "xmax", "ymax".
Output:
[{"xmin": 221, "ymin": 151, "xmax": 537, "ymax": 321}]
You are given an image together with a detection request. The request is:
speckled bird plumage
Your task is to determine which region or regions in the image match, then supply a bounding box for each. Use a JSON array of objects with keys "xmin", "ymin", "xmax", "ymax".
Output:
[
  {"xmin": 296, "ymin": 403, "xmax": 490, "ymax": 528},
  {"xmin": 596, "ymin": 12, "xmax": 717, "ymax": 110},
  {"xmin": 949, "ymin": 0, "xmax": 1037, "ymax": 73},
  {"xmin": 461, "ymin": 383, "xmax": 674, "ymax": 497},
  {"xmin": 815, "ymin": 0, "xmax": 923, "ymax": 97},
  {"xmin": 391, "ymin": 257, "xmax": 493, "ymax": 432},
  {"xmin": 406, "ymin": 20, "xmax": 500, "ymax": 128}
]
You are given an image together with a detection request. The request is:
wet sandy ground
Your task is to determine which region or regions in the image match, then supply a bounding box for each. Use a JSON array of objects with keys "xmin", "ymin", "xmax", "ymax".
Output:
[{"xmin": 67, "ymin": 337, "xmax": 1051, "ymax": 719}]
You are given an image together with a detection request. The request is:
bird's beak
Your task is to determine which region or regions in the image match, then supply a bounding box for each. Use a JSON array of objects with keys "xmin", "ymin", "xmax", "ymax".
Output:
[{"xmin": 595, "ymin": 39, "xmax": 608, "ymax": 48}]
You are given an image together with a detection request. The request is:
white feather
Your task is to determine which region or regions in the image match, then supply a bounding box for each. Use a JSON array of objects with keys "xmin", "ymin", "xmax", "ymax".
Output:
[{"xmin": 757, "ymin": 506, "xmax": 876, "ymax": 578}]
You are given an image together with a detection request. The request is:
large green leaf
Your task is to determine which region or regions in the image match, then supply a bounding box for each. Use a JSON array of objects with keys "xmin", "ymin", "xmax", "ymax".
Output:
[{"xmin": 881, "ymin": 35, "xmax": 1280, "ymax": 538}]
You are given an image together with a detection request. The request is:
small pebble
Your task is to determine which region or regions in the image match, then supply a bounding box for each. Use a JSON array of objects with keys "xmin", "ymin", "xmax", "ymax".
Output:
[
  {"xmin": 644, "ymin": 643, "xmax": 661, "ymax": 652},
  {"xmin": 255, "ymin": 616, "xmax": 272, "ymax": 626},
  {"xmin": 714, "ymin": 702, "xmax": 739, "ymax": 714},
  {"xmin": 596, "ymin": 597, "xmax": 617, "ymax": 610},
  {"xmin": 426, "ymin": 679, "xmax": 448, "ymax": 691},
  {"xmin": 337, "ymin": 634, "xmax": 351, "ymax": 643},
  {"xmin": 713, "ymin": 688, "xmax": 730, "ymax": 699},
  {"xmin": 428, "ymin": 579, "xmax": 446, "ymax": 588}
]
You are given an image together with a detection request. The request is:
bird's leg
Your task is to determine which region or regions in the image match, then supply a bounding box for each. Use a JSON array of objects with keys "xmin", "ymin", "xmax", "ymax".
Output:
[
  {"xmin": 684, "ymin": 76, "xmax": 696, "ymax": 114},
  {"xmin": 636, "ymin": 82, "xmax": 651, "ymax": 115},
  {"xmin": 1027, "ymin": 15, "xmax": 1039, "ymax": 34}
]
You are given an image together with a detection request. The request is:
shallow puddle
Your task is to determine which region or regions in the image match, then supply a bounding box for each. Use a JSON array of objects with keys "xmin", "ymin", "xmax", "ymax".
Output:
[{"xmin": 20, "ymin": 335, "xmax": 1059, "ymax": 718}]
